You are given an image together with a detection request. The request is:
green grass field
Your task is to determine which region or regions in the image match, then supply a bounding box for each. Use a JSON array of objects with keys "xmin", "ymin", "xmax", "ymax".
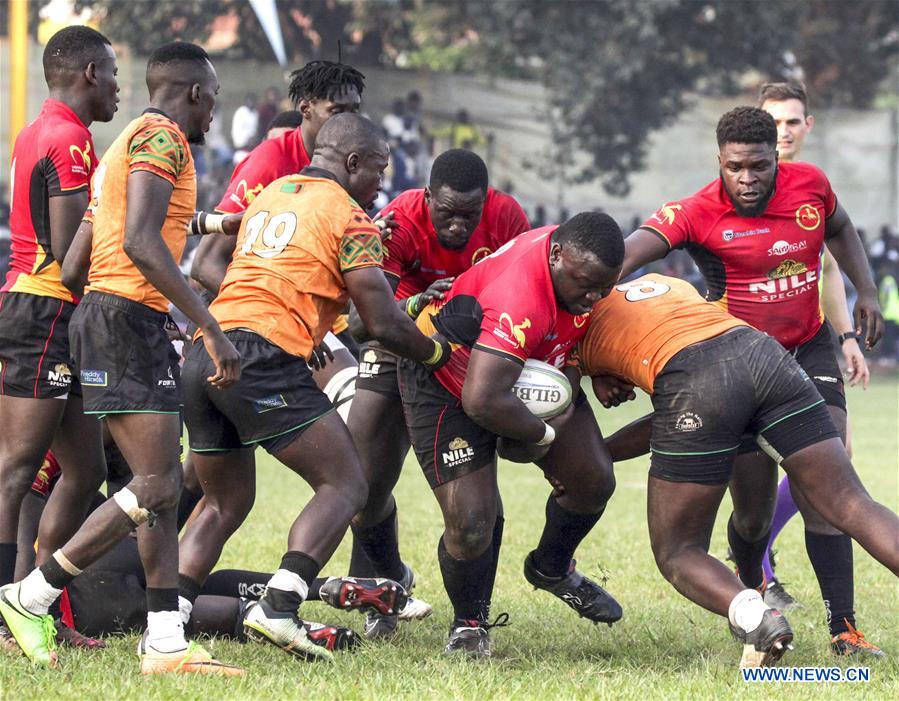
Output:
[{"xmin": 2, "ymin": 377, "xmax": 897, "ymax": 700}]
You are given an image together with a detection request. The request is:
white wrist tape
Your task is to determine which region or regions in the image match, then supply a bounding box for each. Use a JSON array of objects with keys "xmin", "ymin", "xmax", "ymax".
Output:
[
  {"xmin": 112, "ymin": 487, "xmax": 153, "ymax": 525},
  {"xmin": 536, "ymin": 422, "xmax": 556, "ymax": 446}
]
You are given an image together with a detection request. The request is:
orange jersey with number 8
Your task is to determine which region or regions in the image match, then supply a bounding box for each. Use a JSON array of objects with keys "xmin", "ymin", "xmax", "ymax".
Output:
[{"xmin": 208, "ymin": 171, "xmax": 383, "ymax": 359}]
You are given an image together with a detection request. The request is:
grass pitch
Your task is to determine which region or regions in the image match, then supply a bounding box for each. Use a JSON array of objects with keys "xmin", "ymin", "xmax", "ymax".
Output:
[{"xmin": 2, "ymin": 377, "xmax": 896, "ymax": 700}]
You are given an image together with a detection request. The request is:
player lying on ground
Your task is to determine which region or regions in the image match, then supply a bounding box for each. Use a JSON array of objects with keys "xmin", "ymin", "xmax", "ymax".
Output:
[
  {"xmin": 345, "ymin": 148, "xmax": 529, "ymax": 638},
  {"xmin": 578, "ymin": 274, "xmax": 898, "ymax": 667},
  {"xmin": 621, "ymin": 106, "xmax": 885, "ymax": 656},
  {"xmin": 176, "ymin": 113, "xmax": 452, "ymax": 664},
  {"xmin": 398, "ymin": 212, "xmax": 625, "ymax": 658}
]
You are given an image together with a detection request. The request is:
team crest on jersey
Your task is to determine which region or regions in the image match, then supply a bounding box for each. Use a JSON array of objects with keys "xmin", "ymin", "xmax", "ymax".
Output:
[
  {"xmin": 442, "ymin": 437, "xmax": 475, "ymax": 468},
  {"xmin": 496, "ymin": 313, "xmax": 531, "ymax": 349},
  {"xmin": 767, "ymin": 259, "xmax": 807, "ymax": 280},
  {"xmin": 573, "ymin": 313, "xmax": 589, "ymax": 328},
  {"xmin": 471, "ymin": 247, "xmax": 492, "ymax": 265},
  {"xmin": 675, "ymin": 412, "xmax": 703, "ymax": 432},
  {"xmin": 47, "ymin": 363, "xmax": 72, "ymax": 387},
  {"xmin": 652, "ymin": 203, "xmax": 682, "ymax": 226},
  {"xmin": 69, "ymin": 142, "xmax": 91, "ymax": 175},
  {"xmin": 795, "ymin": 204, "xmax": 821, "ymax": 231}
]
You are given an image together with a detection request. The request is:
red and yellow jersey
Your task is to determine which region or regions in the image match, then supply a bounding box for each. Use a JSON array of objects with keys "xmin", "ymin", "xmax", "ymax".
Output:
[
  {"xmin": 579, "ymin": 274, "xmax": 748, "ymax": 393},
  {"xmin": 3, "ymin": 99, "xmax": 95, "ymax": 302},
  {"xmin": 380, "ymin": 187, "xmax": 530, "ymax": 298},
  {"xmin": 416, "ymin": 226, "xmax": 589, "ymax": 399},
  {"xmin": 209, "ymin": 168, "xmax": 383, "ymax": 359},
  {"xmin": 215, "ymin": 127, "xmax": 310, "ymax": 214},
  {"xmin": 640, "ymin": 161, "xmax": 835, "ymax": 350},
  {"xmin": 85, "ymin": 110, "xmax": 195, "ymax": 312}
]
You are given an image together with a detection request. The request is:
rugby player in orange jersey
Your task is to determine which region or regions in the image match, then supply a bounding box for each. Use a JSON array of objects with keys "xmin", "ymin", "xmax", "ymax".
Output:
[
  {"xmin": 620, "ymin": 106, "xmax": 885, "ymax": 656},
  {"xmin": 0, "ymin": 42, "xmax": 243, "ymax": 676},
  {"xmin": 345, "ymin": 149, "xmax": 530, "ymax": 638},
  {"xmin": 176, "ymin": 113, "xmax": 452, "ymax": 662},
  {"xmin": 578, "ymin": 274, "xmax": 899, "ymax": 667},
  {"xmin": 0, "ymin": 27, "xmax": 118, "ymax": 652}
]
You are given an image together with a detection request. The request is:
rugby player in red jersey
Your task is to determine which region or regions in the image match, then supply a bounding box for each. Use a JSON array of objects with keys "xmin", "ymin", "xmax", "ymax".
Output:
[
  {"xmin": 0, "ymin": 26, "xmax": 118, "ymax": 650},
  {"xmin": 621, "ymin": 106, "xmax": 885, "ymax": 656},
  {"xmin": 345, "ymin": 149, "xmax": 530, "ymax": 638},
  {"xmin": 399, "ymin": 213, "xmax": 624, "ymax": 657}
]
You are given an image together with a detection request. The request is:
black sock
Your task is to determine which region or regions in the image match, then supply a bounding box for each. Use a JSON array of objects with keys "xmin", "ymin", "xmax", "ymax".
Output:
[
  {"xmin": 199, "ymin": 568, "xmax": 327, "ymax": 602},
  {"xmin": 482, "ymin": 515, "xmax": 505, "ymax": 620},
  {"xmin": 437, "ymin": 536, "xmax": 493, "ymax": 622},
  {"xmin": 178, "ymin": 573, "xmax": 203, "ymax": 606},
  {"xmin": 727, "ymin": 514, "xmax": 770, "ymax": 589},
  {"xmin": 351, "ymin": 506, "xmax": 404, "ymax": 582},
  {"xmin": 531, "ymin": 498, "xmax": 603, "ymax": 578},
  {"xmin": 39, "ymin": 555, "xmax": 75, "ymax": 590},
  {"xmin": 146, "ymin": 587, "xmax": 179, "ymax": 612},
  {"xmin": 0, "ymin": 543, "xmax": 16, "ymax": 586},
  {"xmin": 347, "ymin": 531, "xmax": 377, "ymax": 578},
  {"xmin": 805, "ymin": 531, "xmax": 855, "ymax": 636},
  {"xmin": 176, "ymin": 486, "xmax": 203, "ymax": 532},
  {"xmin": 264, "ymin": 551, "xmax": 320, "ymax": 613}
]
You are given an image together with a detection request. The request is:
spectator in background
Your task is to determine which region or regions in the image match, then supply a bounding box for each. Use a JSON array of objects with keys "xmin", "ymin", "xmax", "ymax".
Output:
[
  {"xmin": 256, "ymin": 86, "xmax": 281, "ymax": 143},
  {"xmin": 382, "ymin": 98, "xmax": 407, "ymax": 143},
  {"xmin": 434, "ymin": 109, "xmax": 485, "ymax": 150},
  {"xmin": 532, "ymin": 204, "xmax": 547, "ymax": 227},
  {"xmin": 265, "ymin": 110, "xmax": 303, "ymax": 141},
  {"xmin": 231, "ymin": 92, "xmax": 259, "ymax": 163}
]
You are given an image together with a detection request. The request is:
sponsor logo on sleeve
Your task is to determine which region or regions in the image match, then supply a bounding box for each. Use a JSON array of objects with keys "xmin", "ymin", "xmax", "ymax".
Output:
[
  {"xmin": 795, "ymin": 204, "xmax": 821, "ymax": 231},
  {"xmin": 495, "ymin": 313, "xmax": 531, "ymax": 349},
  {"xmin": 80, "ymin": 369, "xmax": 108, "ymax": 386},
  {"xmin": 442, "ymin": 436, "xmax": 475, "ymax": 468},
  {"xmin": 69, "ymin": 142, "xmax": 91, "ymax": 176},
  {"xmin": 471, "ymin": 246, "xmax": 493, "ymax": 265},
  {"xmin": 652, "ymin": 203, "xmax": 682, "ymax": 226},
  {"xmin": 229, "ymin": 180, "xmax": 265, "ymax": 208}
]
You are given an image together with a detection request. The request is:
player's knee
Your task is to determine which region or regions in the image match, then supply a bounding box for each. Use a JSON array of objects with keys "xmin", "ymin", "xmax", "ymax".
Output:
[
  {"xmin": 444, "ymin": 517, "xmax": 493, "ymax": 560},
  {"xmin": 344, "ymin": 478, "xmax": 369, "ymax": 515},
  {"xmin": 564, "ymin": 465, "xmax": 616, "ymax": 512},
  {"xmin": 731, "ymin": 510, "xmax": 772, "ymax": 543},
  {"xmin": 0, "ymin": 461, "xmax": 42, "ymax": 500},
  {"xmin": 125, "ymin": 469, "xmax": 183, "ymax": 515}
]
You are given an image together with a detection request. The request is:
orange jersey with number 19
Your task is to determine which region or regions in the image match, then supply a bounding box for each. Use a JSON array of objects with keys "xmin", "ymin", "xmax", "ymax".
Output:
[
  {"xmin": 578, "ymin": 274, "xmax": 747, "ymax": 393},
  {"xmin": 208, "ymin": 169, "xmax": 383, "ymax": 360}
]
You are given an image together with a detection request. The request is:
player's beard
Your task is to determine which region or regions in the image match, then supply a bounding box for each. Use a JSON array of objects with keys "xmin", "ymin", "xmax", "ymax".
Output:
[
  {"xmin": 188, "ymin": 133, "xmax": 206, "ymax": 145},
  {"xmin": 722, "ymin": 163, "xmax": 778, "ymax": 218}
]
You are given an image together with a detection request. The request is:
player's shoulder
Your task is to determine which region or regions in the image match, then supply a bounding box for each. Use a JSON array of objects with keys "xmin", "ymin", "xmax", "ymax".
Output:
[
  {"xmin": 383, "ymin": 188, "xmax": 426, "ymax": 216},
  {"xmin": 133, "ymin": 111, "xmax": 186, "ymax": 142},
  {"xmin": 779, "ymin": 160, "xmax": 830, "ymax": 191}
]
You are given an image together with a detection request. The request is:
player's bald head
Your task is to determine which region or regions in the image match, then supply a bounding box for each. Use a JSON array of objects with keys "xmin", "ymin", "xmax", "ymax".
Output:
[
  {"xmin": 145, "ymin": 41, "xmax": 215, "ymax": 97},
  {"xmin": 313, "ymin": 113, "xmax": 386, "ymax": 161}
]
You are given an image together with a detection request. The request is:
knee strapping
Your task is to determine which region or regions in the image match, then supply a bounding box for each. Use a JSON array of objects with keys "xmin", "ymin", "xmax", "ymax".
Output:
[{"xmin": 112, "ymin": 487, "xmax": 155, "ymax": 526}]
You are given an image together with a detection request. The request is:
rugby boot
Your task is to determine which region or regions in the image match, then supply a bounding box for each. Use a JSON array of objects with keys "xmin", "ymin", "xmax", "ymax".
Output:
[
  {"xmin": 762, "ymin": 581, "xmax": 803, "ymax": 611},
  {"xmin": 243, "ymin": 596, "xmax": 333, "ymax": 662},
  {"xmin": 304, "ymin": 620, "xmax": 360, "ymax": 651},
  {"xmin": 319, "ymin": 574, "xmax": 408, "ymax": 616},
  {"xmin": 443, "ymin": 613, "xmax": 510, "ymax": 659},
  {"xmin": 363, "ymin": 564, "xmax": 433, "ymax": 639},
  {"xmin": 0, "ymin": 612, "xmax": 21, "ymax": 654},
  {"xmin": 55, "ymin": 618, "xmax": 106, "ymax": 649},
  {"xmin": 524, "ymin": 553, "xmax": 622, "ymax": 625},
  {"xmin": 729, "ymin": 608, "xmax": 793, "ymax": 668},
  {"xmin": 0, "ymin": 583, "xmax": 57, "ymax": 667},
  {"xmin": 138, "ymin": 632, "xmax": 245, "ymax": 676},
  {"xmin": 831, "ymin": 620, "xmax": 885, "ymax": 659}
]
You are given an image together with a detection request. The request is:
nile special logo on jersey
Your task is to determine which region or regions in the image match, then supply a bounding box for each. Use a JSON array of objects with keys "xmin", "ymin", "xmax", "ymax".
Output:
[
  {"xmin": 795, "ymin": 204, "xmax": 821, "ymax": 231},
  {"xmin": 47, "ymin": 363, "xmax": 72, "ymax": 388},
  {"xmin": 442, "ymin": 436, "xmax": 475, "ymax": 469},
  {"xmin": 69, "ymin": 142, "xmax": 91, "ymax": 176},
  {"xmin": 749, "ymin": 259, "xmax": 818, "ymax": 300},
  {"xmin": 652, "ymin": 203, "xmax": 682, "ymax": 226},
  {"xmin": 495, "ymin": 313, "xmax": 531, "ymax": 349}
]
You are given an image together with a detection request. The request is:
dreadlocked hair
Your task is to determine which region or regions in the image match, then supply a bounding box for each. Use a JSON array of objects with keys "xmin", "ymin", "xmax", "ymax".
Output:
[{"xmin": 288, "ymin": 61, "xmax": 365, "ymax": 106}]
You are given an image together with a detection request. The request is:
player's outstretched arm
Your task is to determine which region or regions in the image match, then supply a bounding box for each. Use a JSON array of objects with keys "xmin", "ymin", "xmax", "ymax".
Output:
[
  {"xmin": 824, "ymin": 202, "xmax": 884, "ymax": 349},
  {"xmin": 603, "ymin": 413, "xmax": 653, "ymax": 462},
  {"xmin": 462, "ymin": 348, "xmax": 553, "ymax": 444},
  {"xmin": 48, "ymin": 190, "xmax": 91, "ymax": 266},
  {"xmin": 123, "ymin": 171, "xmax": 240, "ymax": 387},
  {"xmin": 620, "ymin": 228, "xmax": 669, "ymax": 280},
  {"xmin": 60, "ymin": 219, "xmax": 93, "ymax": 297},
  {"xmin": 345, "ymin": 266, "xmax": 449, "ymax": 366},
  {"xmin": 821, "ymin": 251, "xmax": 869, "ymax": 388},
  {"xmin": 190, "ymin": 232, "xmax": 237, "ymax": 295}
]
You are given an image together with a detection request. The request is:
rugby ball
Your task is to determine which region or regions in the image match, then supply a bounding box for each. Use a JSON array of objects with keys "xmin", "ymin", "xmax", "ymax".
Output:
[{"xmin": 513, "ymin": 359, "xmax": 572, "ymax": 419}]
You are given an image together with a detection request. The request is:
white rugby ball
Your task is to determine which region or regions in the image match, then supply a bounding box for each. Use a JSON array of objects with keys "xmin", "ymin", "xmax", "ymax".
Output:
[{"xmin": 513, "ymin": 359, "xmax": 572, "ymax": 419}]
